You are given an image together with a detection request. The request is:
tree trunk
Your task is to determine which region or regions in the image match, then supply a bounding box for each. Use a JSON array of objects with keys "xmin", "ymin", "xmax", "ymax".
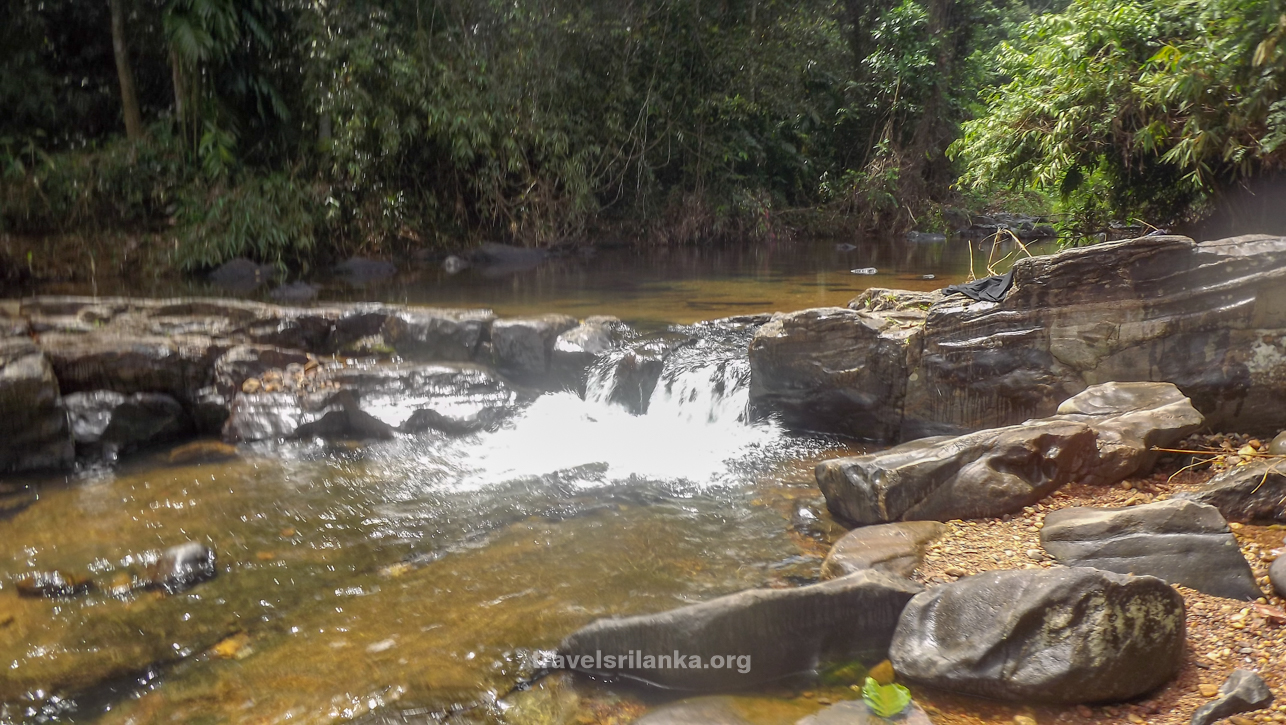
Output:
[
  {"xmin": 110, "ymin": 0, "xmax": 144, "ymax": 141},
  {"xmin": 170, "ymin": 46, "xmax": 187, "ymax": 133}
]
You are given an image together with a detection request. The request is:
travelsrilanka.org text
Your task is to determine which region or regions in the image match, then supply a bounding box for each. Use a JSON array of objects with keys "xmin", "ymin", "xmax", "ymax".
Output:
[{"xmin": 552, "ymin": 651, "xmax": 752, "ymax": 673}]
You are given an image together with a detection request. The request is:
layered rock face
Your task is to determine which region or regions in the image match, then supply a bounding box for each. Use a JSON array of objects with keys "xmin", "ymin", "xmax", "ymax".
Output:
[
  {"xmin": 750, "ymin": 235, "xmax": 1286, "ymax": 441},
  {"xmin": 0, "ymin": 297, "xmax": 639, "ymax": 471}
]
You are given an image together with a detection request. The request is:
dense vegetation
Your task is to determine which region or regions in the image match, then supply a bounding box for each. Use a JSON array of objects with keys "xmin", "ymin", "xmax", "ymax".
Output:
[{"xmin": 3, "ymin": 0, "xmax": 1286, "ymax": 272}]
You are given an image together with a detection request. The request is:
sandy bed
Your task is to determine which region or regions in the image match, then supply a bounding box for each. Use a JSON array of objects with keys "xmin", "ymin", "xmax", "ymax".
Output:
[{"xmin": 909, "ymin": 465, "xmax": 1286, "ymax": 725}]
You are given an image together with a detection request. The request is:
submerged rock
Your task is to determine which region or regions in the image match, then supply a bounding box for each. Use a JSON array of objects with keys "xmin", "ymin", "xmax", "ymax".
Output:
[
  {"xmin": 816, "ymin": 419, "xmax": 1097, "ymax": 524},
  {"xmin": 1040, "ymin": 499, "xmax": 1262, "ymax": 600},
  {"xmin": 1191, "ymin": 669, "xmax": 1275, "ymax": 725},
  {"xmin": 559, "ymin": 570, "xmax": 922, "ymax": 690},
  {"xmin": 796, "ymin": 699, "xmax": 932, "ymax": 725},
  {"xmin": 167, "ymin": 440, "xmax": 239, "ymax": 465},
  {"xmin": 1176, "ymin": 460, "xmax": 1286, "ymax": 523},
  {"xmin": 821, "ymin": 521, "xmax": 946, "ymax": 580},
  {"xmin": 890, "ymin": 567, "xmax": 1186, "ymax": 703},
  {"xmin": 142, "ymin": 542, "xmax": 217, "ymax": 594},
  {"xmin": 0, "ymin": 337, "xmax": 73, "ymax": 472},
  {"xmin": 15, "ymin": 571, "xmax": 93, "ymax": 599}
]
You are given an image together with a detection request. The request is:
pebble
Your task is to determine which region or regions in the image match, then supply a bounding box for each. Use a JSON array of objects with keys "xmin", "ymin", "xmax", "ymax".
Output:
[
  {"xmin": 944, "ymin": 566, "xmax": 967, "ymax": 577},
  {"xmin": 1076, "ymin": 705, "xmax": 1094, "ymax": 718},
  {"xmin": 1026, "ymin": 548, "xmax": 1044, "ymax": 561},
  {"xmin": 1200, "ymin": 683, "xmax": 1220, "ymax": 697}
]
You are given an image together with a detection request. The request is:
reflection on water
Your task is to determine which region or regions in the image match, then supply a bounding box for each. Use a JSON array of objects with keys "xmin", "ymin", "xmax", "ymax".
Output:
[
  {"xmin": 0, "ymin": 318, "xmax": 856, "ymax": 723},
  {"xmin": 18, "ymin": 236, "xmax": 1056, "ymax": 328}
]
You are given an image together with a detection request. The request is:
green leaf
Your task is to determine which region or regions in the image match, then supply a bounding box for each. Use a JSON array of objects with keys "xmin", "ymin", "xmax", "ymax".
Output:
[{"xmin": 862, "ymin": 676, "xmax": 912, "ymax": 719}]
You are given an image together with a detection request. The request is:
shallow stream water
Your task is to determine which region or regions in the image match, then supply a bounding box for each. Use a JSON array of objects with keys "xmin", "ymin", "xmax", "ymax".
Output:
[{"xmin": 0, "ymin": 236, "xmax": 1052, "ymax": 723}]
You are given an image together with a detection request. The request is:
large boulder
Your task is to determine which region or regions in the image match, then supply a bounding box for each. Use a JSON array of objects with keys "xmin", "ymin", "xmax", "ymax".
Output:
[
  {"xmin": 748, "ymin": 305, "xmax": 924, "ymax": 441},
  {"xmin": 559, "ymin": 570, "xmax": 922, "ymax": 690},
  {"xmin": 1050, "ymin": 382, "xmax": 1203, "ymax": 484},
  {"xmin": 750, "ymin": 235, "xmax": 1286, "ymax": 441},
  {"xmin": 381, "ymin": 308, "xmax": 494, "ymax": 362},
  {"xmin": 1175, "ymin": 460, "xmax": 1286, "ymax": 523},
  {"xmin": 821, "ymin": 521, "xmax": 946, "ymax": 580},
  {"xmin": 890, "ymin": 568, "xmax": 1186, "ymax": 703},
  {"xmin": 64, "ymin": 391, "xmax": 192, "ymax": 459},
  {"xmin": 1040, "ymin": 500, "xmax": 1262, "ymax": 600},
  {"xmin": 0, "ymin": 338, "xmax": 73, "ymax": 472},
  {"xmin": 816, "ymin": 420, "xmax": 1097, "ymax": 525}
]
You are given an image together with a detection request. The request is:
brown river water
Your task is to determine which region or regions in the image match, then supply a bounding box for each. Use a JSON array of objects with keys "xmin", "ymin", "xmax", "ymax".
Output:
[{"xmin": 0, "ymin": 236, "xmax": 1053, "ymax": 723}]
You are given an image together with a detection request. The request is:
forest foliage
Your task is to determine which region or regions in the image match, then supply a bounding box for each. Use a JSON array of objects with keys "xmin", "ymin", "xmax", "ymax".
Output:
[{"xmin": 3, "ymin": 0, "xmax": 1286, "ymax": 269}]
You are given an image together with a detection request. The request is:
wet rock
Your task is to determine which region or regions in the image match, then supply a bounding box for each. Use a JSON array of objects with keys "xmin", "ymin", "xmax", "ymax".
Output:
[
  {"xmin": 1175, "ymin": 460, "xmax": 1286, "ymax": 523},
  {"xmin": 748, "ymin": 304, "xmax": 925, "ymax": 441},
  {"xmin": 821, "ymin": 521, "xmax": 946, "ymax": 580},
  {"xmin": 225, "ymin": 387, "xmax": 395, "ymax": 442},
  {"xmin": 1271, "ymin": 557, "xmax": 1286, "ymax": 598},
  {"xmin": 0, "ymin": 337, "xmax": 73, "ymax": 472},
  {"xmin": 222, "ymin": 391, "xmax": 305, "ymax": 441},
  {"xmin": 589, "ymin": 340, "xmax": 671, "ymax": 414},
  {"xmin": 142, "ymin": 542, "xmax": 217, "ymax": 594},
  {"xmin": 64, "ymin": 390, "xmax": 192, "ymax": 459},
  {"xmin": 816, "ymin": 420, "xmax": 1097, "ymax": 525},
  {"xmin": 1050, "ymin": 382, "xmax": 1204, "ymax": 484},
  {"xmin": 1040, "ymin": 499, "xmax": 1262, "ymax": 600},
  {"xmin": 381, "ymin": 308, "xmax": 494, "ymax": 362},
  {"xmin": 213, "ymin": 345, "xmax": 311, "ymax": 395},
  {"xmin": 293, "ymin": 392, "xmax": 396, "ymax": 441},
  {"xmin": 327, "ymin": 306, "xmax": 395, "ymax": 353},
  {"xmin": 400, "ymin": 407, "xmax": 504, "ymax": 436},
  {"xmin": 491, "ymin": 314, "xmax": 578, "ymax": 384},
  {"xmin": 208, "ymin": 258, "xmax": 277, "ymax": 293},
  {"xmin": 551, "ymin": 316, "xmax": 633, "ymax": 390},
  {"xmin": 38, "ymin": 331, "xmax": 225, "ymax": 405},
  {"xmin": 890, "ymin": 567, "xmax": 1186, "ymax": 703},
  {"xmin": 268, "ymin": 281, "xmax": 320, "ymax": 302},
  {"xmin": 1191, "ymin": 669, "xmax": 1275, "ymax": 725},
  {"xmin": 15, "ymin": 571, "xmax": 93, "ymax": 598},
  {"xmin": 167, "ymin": 440, "xmax": 239, "ymax": 465},
  {"xmin": 333, "ymin": 362, "xmax": 518, "ymax": 431},
  {"xmin": 334, "ymin": 257, "xmax": 397, "ymax": 284},
  {"xmin": 559, "ymin": 570, "xmax": 922, "ymax": 690},
  {"xmin": 442, "ymin": 255, "xmax": 469, "ymax": 274},
  {"xmin": 796, "ymin": 699, "xmax": 932, "ymax": 725}
]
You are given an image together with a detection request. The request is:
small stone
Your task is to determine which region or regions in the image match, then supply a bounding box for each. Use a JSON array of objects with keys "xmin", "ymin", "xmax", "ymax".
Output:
[
  {"xmin": 1027, "ymin": 549, "xmax": 1045, "ymax": 561},
  {"xmin": 241, "ymin": 377, "xmax": 262, "ymax": 393},
  {"xmin": 15, "ymin": 571, "xmax": 92, "ymax": 599},
  {"xmin": 1015, "ymin": 716, "xmax": 1038, "ymax": 725},
  {"xmin": 1076, "ymin": 705, "xmax": 1094, "ymax": 718},
  {"xmin": 1127, "ymin": 714, "xmax": 1144, "ymax": 724},
  {"xmin": 944, "ymin": 566, "xmax": 967, "ymax": 577},
  {"xmin": 1200, "ymin": 684, "xmax": 1221, "ymax": 697}
]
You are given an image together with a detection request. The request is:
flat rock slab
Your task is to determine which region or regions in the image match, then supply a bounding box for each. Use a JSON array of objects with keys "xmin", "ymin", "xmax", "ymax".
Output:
[
  {"xmin": 821, "ymin": 522, "xmax": 946, "ymax": 580},
  {"xmin": 816, "ymin": 419, "xmax": 1097, "ymax": 525},
  {"xmin": 1051, "ymin": 382, "xmax": 1203, "ymax": 485},
  {"xmin": 1176, "ymin": 460, "xmax": 1286, "ymax": 523},
  {"xmin": 1191, "ymin": 669, "xmax": 1275, "ymax": 725},
  {"xmin": 1041, "ymin": 499, "xmax": 1262, "ymax": 600},
  {"xmin": 890, "ymin": 567, "xmax": 1186, "ymax": 703},
  {"xmin": 560, "ymin": 570, "xmax": 923, "ymax": 690},
  {"xmin": 795, "ymin": 699, "xmax": 931, "ymax": 725}
]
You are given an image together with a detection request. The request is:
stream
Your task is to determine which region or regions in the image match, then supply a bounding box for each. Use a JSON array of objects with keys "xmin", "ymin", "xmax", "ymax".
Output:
[{"xmin": 0, "ymin": 235, "xmax": 1053, "ymax": 723}]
